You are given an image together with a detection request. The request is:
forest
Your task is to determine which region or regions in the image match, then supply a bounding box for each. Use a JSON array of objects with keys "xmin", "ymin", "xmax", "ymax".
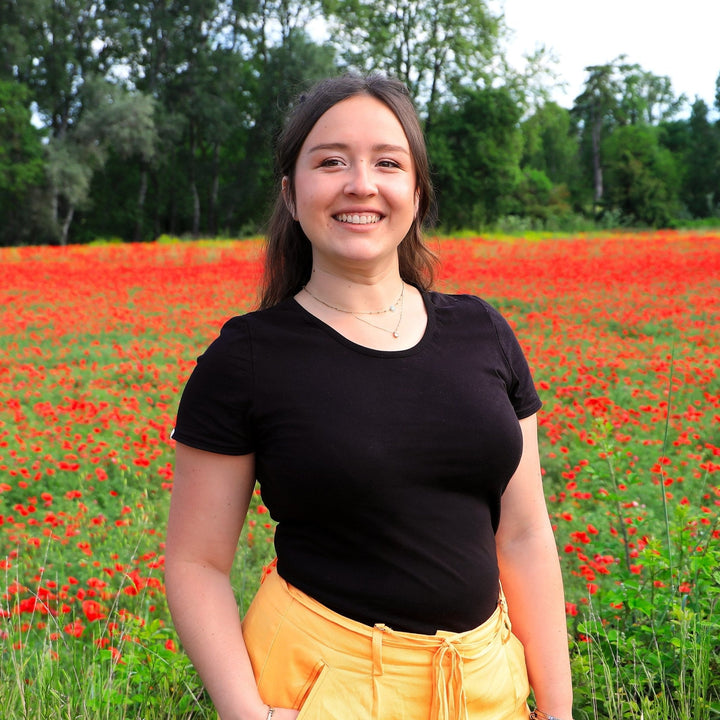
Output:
[{"xmin": 1, "ymin": 0, "xmax": 720, "ymax": 246}]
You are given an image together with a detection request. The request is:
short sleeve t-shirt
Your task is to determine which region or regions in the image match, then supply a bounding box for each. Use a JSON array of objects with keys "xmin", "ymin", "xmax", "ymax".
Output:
[{"xmin": 172, "ymin": 290, "xmax": 542, "ymax": 633}]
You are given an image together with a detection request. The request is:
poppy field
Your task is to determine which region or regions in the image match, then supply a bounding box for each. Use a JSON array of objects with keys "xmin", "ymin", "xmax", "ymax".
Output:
[{"xmin": 1, "ymin": 231, "xmax": 718, "ymax": 719}]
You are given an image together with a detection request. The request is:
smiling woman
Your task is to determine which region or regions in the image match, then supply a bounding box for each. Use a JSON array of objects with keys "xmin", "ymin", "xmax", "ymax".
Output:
[
  {"xmin": 289, "ymin": 94, "xmax": 422, "ymax": 347},
  {"xmin": 165, "ymin": 73, "xmax": 574, "ymax": 720},
  {"xmin": 261, "ymin": 74, "xmax": 437, "ymax": 313}
]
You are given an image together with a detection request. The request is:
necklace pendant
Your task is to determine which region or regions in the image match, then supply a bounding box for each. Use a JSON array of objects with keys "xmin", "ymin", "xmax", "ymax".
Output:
[
  {"xmin": 392, "ymin": 331, "xmax": 400, "ymax": 338},
  {"xmin": 389, "ymin": 304, "xmax": 396, "ymax": 312}
]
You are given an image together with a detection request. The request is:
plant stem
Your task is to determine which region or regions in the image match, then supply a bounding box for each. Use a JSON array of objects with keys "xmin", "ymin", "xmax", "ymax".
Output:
[{"xmin": 658, "ymin": 343, "xmax": 676, "ymax": 592}]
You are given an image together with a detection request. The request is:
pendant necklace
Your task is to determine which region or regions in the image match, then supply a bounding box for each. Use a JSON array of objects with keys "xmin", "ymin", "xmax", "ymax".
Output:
[{"xmin": 302, "ymin": 282, "xmax": 405, "ymax": 338}]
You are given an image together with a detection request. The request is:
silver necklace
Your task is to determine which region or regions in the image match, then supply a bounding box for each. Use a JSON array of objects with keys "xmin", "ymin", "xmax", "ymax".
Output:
[{"xmin": 302, "ymin": 282, "xmax": 405, "ymax": 338}]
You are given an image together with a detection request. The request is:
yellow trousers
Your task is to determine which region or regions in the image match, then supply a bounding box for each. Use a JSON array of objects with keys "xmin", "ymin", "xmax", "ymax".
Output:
[{"xmin": 241, "ymin": 568, "xmax": 531, "ymax": 720}]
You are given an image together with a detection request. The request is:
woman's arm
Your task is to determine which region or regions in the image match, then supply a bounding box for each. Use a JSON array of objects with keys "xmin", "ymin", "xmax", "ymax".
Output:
[
  {"xmin": 496, "ymin": 414, "xmax": 574, "ymax": 720},
  {"xmin": 165, "ymin": 442, "xmax": 297, "ymax": 720}
]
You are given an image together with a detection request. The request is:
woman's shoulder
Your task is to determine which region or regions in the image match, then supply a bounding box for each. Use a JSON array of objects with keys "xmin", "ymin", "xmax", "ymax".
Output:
[
  {"xmin": 425, "ymin": 290, "xmax": 523, "ymax": 348},
  {"xmin": 425, "ymin": 289, "xmax": 503, "ymax": 319},
  {"xmin": 213, "ymin": 299, "xmax": 297, "ymax": 342}
]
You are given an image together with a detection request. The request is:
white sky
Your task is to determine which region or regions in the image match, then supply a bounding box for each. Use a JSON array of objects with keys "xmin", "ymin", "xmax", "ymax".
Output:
[{"xmin": 501, "ymin": 0, "xmax": 720, "ymax": 114}]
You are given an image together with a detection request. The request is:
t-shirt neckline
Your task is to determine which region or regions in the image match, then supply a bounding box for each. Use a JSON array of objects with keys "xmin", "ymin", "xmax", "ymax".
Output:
[{"xmin": 288, "ymin": 288, "xmax": 436, "ymax": 357}]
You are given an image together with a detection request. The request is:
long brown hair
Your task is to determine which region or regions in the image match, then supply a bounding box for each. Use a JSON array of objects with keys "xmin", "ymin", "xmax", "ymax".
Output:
[{"xmin": 259, "ymin": 73, "xmax": 437, "ymax": 309}]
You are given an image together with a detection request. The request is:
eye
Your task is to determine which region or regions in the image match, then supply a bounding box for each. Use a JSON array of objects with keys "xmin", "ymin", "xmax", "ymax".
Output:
[
  {"xmin": 318, "ymin": 158, "xmax": 345, "ymax": 168},
  {"xmin": 377, "ymin": 159, "xmax": 402, "ymax": 169}
]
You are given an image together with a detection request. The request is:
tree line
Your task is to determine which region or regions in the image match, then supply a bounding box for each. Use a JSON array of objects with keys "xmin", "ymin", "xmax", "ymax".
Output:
[{"xmin": 1, "ymin": 0, "xmax": 719, "ymax": 246}]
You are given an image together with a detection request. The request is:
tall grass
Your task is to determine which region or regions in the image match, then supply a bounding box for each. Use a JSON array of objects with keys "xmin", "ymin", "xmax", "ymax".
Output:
[{"xmin": 564, "ymin": 356, "xmax": 720, "ymax": 719}]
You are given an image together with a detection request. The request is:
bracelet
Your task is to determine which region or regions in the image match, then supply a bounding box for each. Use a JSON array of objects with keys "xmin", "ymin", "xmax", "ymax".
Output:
[
  {"xmin": 265, "ymin": 707, "xmax": 275, "ymax": 720},
  {"xmin": 530, "ymin": 710, "xmax": 572, "ymax": 720}
]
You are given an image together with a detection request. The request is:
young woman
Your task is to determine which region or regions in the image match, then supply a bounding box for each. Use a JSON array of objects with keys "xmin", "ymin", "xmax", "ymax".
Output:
[{"xmin": 165, "ymin": 73, "xmax": 574, "ymax": 720}]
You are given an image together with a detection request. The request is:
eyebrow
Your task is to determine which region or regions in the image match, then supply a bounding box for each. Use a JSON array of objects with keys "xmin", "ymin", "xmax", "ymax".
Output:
[{"xmin": 305, "ymin": 142, "xmax": 410, "ymax": 155}]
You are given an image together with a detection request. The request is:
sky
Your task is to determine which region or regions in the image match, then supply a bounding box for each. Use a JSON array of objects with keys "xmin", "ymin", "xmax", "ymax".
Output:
[{"xmin": 501, "ymin": 0, "xmax": 720, "ymax": 114}]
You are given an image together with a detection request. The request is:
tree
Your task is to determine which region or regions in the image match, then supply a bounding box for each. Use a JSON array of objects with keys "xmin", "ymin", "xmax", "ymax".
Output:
[
  {"xmin": 322, "ymin": 0, "xmax": 504, "ymax": 124},
  {"xmin": 0, "ymin": 81, "xmax": 44, "ymax": 194},
  {"xmin": 617, "ymin": 67, "xmax": 684, "ymax": 125},
  {"xmin": 603, "ymin": 124, "xmax": 680, "ymax": 226},
  {"xmin": 0, "ymin": 80, "xmax": 47, "ymax": 245},
  {"xmin": 572, "ymin": 61, "xmax": 624, "ymax": 212},
  {"xmin": 522, "ymin": 101, "xmax": 581, "ymax": 201},
  {"xmin": 1, "ymin": 0, "xmax": 158, "ymax": 243},
  {"xmin": 427, "ymin": 86, "xmax": 523, "ymax": 229},
  {"xmin": 681, "ymin": 99, "xmax": 720, "ymax": 217},
  {"xmin": 9, "ymin": 0, "xmax": 109, "ymax": 137},
  {"xmin": 572, "ymin": 57, "xmax": 684, "ymax": 215},
  {"xmin": 45, "ymin": 78, "xmax": 157, "ymax": 244},
  {"xmin": 511, "ymin": 168, "xmax": 572, "ymax": 226},
  {"xmin": 102, "ymin": 0, "xmax": 234, "ymax": 238}
]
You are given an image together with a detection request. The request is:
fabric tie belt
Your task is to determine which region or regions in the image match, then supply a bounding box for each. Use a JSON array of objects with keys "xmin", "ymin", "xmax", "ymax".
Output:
[
  {"xmin": 433, "ymin": 636, "xmax": 468, "ymax": 720},
  {"xmin": 370, "ymin": 594, "xmax": 512, "ymax": 720}
]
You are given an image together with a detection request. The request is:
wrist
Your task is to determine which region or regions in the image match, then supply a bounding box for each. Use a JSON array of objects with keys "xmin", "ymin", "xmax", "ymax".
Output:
[
  {"xmin": 530, "ymin": 709, "xmax": 573, "ymax": 720},
  {"xmin": 221, "ymin": 701, "xmax": 273, "ymax": 720}
]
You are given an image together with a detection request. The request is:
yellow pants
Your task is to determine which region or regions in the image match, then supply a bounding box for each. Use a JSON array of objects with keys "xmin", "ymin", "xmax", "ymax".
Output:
[{"xmin": 241, "ymin": 568, "xmax": 531, "ymax": 720}]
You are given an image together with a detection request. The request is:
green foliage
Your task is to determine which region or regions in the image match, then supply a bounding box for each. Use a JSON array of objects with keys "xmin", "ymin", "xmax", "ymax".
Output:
[
  {"xmin": 0, "ymin": 81, "xmax": 44, "ymax": 193},
  {"xmin": 616, "ymin": 66, "xmax": 685, "ymax": 125},
  {"xmin": 45, "ymin": 138, "xmax": 96, "ymax": 207},
  {"xmin": 322, "ymin": 0, "xmax": 503, "ymax": 121},
  {"xmin": 88, "ymin": 236, "xmax": 125, "ymax": 245},
  {"xmin": 571, "ymin": 539, "xmax": 720, "ymax": 720},
  {"xmin": 0, "ymin": 80, "xmax": 48, "ymax": 246},
  {"xmin": 4, "ymin": 616, "xmax": 211, "ymax": 719},
  {"xmin": 428, "ymin": 86, "xmax": 523, "ymax": 229},
  {"xmin": 45, "ymin": 79, "xmax": 158, "ymax": 244},
  {"xmin": 571, "ymin": 57, "xmax": 687, "ymax": 220},
  {"xmin": 551, "ymin": 409, "xmax": 720, "ymax": 719},
  {"xmin": 522, "ymin": 102, "xmax": 580, "ymax": 186},
  {"xmin": 603, "ymin": 124, "xmax": 681, "ymax": 226},
  {"xmin": 155, "ymin": 234, "xmax": 183, "ymax": 244},
  {"xmin": 681, "ymin": 100, "xmax": 720, "ymax": 218},
  {"xmin": 77, "ymin": 79, "xmax": 157, "ymax": 164},
  {"xmin": 0, "ymin": 2, "xmax": 719, "ymax": 243},
  {"xmin": 510, "ymin": 169, "xmax": 573, "ymax": 225},
  {"xmin": 0, "ymin": 475, "xmax": 274, "ymax": 719},
  {"xmin": 10, "ymin": 0, "xmax": 107, "ymax": 131},
  {"xmin": 82, "ymin": 618, "xmax": 208, "ymax": 718}
]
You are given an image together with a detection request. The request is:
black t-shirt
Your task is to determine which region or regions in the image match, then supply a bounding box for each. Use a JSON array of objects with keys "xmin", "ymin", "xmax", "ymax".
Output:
[{"xmin": 172, "ymin": 290, "xmax": 542, "ymax": 633}]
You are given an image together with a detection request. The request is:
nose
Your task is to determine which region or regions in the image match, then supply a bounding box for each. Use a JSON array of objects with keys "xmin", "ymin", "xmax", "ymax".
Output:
[{"xmin": 344, "ymin": 161, "xmax": 377, "ymax": 197}]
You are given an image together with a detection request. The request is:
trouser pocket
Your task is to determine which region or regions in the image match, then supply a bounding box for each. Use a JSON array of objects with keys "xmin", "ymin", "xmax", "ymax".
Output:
[{"xmin": 295, "ymin": 661, "xmax": 331, "ymax": 718}]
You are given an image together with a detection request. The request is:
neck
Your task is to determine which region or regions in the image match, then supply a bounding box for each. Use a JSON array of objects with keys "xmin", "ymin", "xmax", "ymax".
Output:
[{"xmin": 304, "ymin": 265, "xmax": 404, "ymax": 313}]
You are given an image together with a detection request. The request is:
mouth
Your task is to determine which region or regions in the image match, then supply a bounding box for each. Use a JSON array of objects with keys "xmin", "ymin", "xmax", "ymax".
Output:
[{"xmin": 333, "ymin": 213, "xmax": 382, "ymax": 225}]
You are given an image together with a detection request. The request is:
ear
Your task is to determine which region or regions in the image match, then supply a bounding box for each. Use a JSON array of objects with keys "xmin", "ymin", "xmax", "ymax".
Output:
[
  {"xmin": 414, "ymin": 189, "xmax": 420, "ymax": 219},
  {"xmin": 281, "ymin": 176, "xmax": 297, "ymax": 220}
]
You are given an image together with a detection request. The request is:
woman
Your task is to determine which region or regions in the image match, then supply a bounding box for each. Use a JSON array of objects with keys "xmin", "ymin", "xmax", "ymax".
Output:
[{"xmin": 165, "ymin": 73, "xmax": 574, "ymax": 720}]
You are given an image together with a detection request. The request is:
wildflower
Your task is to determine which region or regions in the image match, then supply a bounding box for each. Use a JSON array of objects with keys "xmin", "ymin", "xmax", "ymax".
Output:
[{"xmin": 82, "ymin": 600, "xmax": 106, "ymax": 622}]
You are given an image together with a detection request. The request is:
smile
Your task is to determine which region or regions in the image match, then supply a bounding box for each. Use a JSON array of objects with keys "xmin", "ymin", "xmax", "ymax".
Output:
[{"xmin": 334, "ymin": 213, "xmax": 382, "ymax": 225}]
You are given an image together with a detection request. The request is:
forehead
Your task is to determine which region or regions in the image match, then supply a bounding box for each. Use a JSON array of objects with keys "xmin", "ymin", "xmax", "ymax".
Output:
[{"xmin": 301, "ymin": 94, "xmax": 410, "ymax": 152}]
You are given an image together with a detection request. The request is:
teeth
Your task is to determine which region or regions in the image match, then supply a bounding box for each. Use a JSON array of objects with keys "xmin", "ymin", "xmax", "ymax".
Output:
[{"xmin": 335, "ymin": 213, "xmax": 381, "ymax": 224}]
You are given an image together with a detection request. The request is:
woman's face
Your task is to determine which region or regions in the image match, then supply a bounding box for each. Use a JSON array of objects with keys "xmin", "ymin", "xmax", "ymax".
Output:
[{"xmin": 288, "ymin": 94, "xmax": 418, "ymax": 275}]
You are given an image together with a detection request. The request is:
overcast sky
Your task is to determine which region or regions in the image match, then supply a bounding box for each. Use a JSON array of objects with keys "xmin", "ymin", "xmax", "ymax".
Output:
[{"xmin": 500, "ymin": 0, "xmax": 719, "ymax": 114}]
